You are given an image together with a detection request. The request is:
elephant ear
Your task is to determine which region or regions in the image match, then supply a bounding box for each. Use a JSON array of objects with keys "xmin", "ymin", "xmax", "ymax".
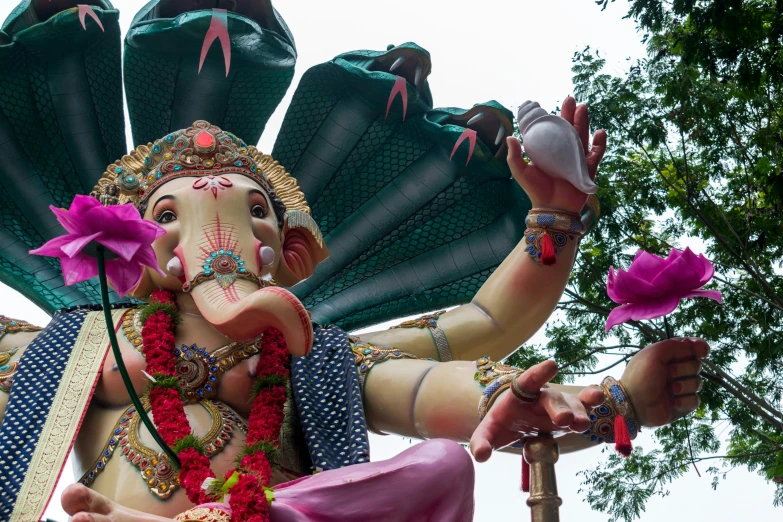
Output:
[{"xmin": 276, "ymin": 210, "xmax": 328, "ymax": 287}]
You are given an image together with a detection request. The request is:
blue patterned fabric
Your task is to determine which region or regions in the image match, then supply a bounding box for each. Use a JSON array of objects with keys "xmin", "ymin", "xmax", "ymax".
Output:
[
  {"xmin": 0, "ymin": 308, "xmax": 90, "ymax": 520},
  {"xmin": 292, "ymin": 325, "xmax": 370, "ymax": 471}
]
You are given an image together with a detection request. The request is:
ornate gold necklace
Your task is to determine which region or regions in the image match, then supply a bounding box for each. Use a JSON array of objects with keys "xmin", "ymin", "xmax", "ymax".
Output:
[
  {"xmin": 75, "ymin": 307, "xmax": 262, "ymax": 499},
  {"xmin": 122, "ymin": 308, "xmax": 262, "ymax": 403}
]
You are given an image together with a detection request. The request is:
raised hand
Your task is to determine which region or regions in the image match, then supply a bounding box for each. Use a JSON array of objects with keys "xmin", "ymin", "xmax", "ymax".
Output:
[
  {"xmin": 507, "ymin": 96, "xmax": 607, "ymax": 214},
  {"xmin": 621, "ymin": 337, "xmax": 709, "ymax": 427},
  {"xmin": 469, "ymin": 360, "xmax": 604, "ymax": 462}
]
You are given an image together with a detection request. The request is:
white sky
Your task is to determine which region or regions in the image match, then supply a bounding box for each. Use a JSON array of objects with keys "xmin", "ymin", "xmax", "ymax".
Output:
[{"xmin": 0, "ymin": 0, "xmax": 779, "ymax": 520}]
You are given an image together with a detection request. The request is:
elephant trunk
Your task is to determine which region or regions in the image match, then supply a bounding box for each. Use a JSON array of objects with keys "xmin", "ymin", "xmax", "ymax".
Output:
[
  {"xmin": 190, "ymin": 282, "xmax": 313, "ymax": 357},
  {"xmin": 177, "ymin": 228, "xmax": 312, "ymax": 357}
]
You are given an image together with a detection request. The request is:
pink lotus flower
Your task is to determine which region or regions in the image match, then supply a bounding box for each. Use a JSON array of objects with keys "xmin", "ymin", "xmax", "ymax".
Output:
[
  {"xmin": 30, "ymin": 195, "xmax": 166, "ymax": 296},
  {"xmin": 605, "ymin": 248, "xmax": 722, "ymax": 332}
]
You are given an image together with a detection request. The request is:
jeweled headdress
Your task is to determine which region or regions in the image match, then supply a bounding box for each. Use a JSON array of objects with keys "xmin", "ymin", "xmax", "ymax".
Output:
[{"xmin": 91, "ymin": 120, "xmax": 311, "ymax": 220}]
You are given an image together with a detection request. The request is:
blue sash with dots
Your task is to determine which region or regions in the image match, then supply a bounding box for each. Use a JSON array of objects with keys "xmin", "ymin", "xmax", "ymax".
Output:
[
  {"xmin": 0, "ymin": 308, "xmax": 115, "ymax": 522},
  {"xmin": 292, "ymin": 325, "xmax": 370, "ymax": 471}
]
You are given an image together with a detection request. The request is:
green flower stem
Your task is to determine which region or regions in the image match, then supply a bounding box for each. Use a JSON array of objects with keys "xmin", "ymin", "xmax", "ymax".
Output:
[{"xmin": 96, "ymin": 246, "xmax": 181, "ymax": 468}]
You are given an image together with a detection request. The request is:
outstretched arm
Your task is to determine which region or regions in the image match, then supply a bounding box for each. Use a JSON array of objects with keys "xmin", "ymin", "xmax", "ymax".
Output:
[
  {"xmin": 361, "ymin": 337, "xmax": 708, "ymax": 459},
  {"xmin": 363, "ymin": 357, "xmax": 604, "ymax": 454},
  {"xmin": 357, "ymin": 97, "xmax": 607, "ymax": 362}
]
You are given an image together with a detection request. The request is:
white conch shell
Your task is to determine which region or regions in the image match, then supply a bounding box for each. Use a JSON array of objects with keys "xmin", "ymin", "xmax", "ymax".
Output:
[
  {"xmin": 517, "ymin": 100, "xmax": 598, "ymax": 194},
  {"xmin": 166, "ymin": 256, "xmax": 184, "ymax": 276},
  {"xmin": 517, "ymin": 100, "xmax": 549, "ymax": 134}
]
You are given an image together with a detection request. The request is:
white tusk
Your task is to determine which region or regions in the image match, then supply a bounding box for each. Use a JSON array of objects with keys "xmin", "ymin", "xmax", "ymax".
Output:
[
  {"xmin": 414, "ymin": 63, "xmax": 423, "ymax": 86},
  {"xmin": 467, "ymin": 112, "xmax": 484, "ymax": 126},
  {"xmin": 495, "ymin": 125, "xmax": 506, "ymax": 146},
  {"xmin": 166, "ymin": 256, "xmax": 184, "ymax": 277},
  {"xmin": 390, "ymin": 56, "xmax": 406, "ymax": 72},
  {"xmin": 259, "ymin": 246, "xmax": 276, "ymax": 266}
]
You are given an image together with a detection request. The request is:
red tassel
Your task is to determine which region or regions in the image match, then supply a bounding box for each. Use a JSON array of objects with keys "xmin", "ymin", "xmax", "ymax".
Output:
[
  {"xmin": 540, "ymin": 232, "xmax": 557, "ymax": 265},
  {"xmin": 614, "ymin": 415, "xmax": 633, "ymax": 457},
  {"xmin": 521, "ymin": 457, "xmax": 530, "ymax": 492}
]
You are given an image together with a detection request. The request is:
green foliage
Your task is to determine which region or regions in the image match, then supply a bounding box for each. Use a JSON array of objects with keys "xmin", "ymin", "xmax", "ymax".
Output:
[
  {"xmin": 173, "ymin": 433, "xmax": 205, "ymax": 456},
  {"xmin": 518, "ymin": 0, "xmax": 783, "ymax": 518},
  {"xmin": 236, "ymin": 440, "xmax": 280, "ymax": 467},
  {"xmin": 251, "ymin": 374, "xmax": 288, "ymax": 399},
  {"xmin": 138, "ymin": 301, "xmax": 180, "ymax": 327},
  {"xmin": 149, "ymin": 374, "xmax": 180, "ymax": 390}
]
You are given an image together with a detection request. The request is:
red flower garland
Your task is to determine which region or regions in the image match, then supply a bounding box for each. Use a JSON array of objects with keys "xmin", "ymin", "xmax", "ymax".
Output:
[{"xmin": 141, "ymin": 289, "xmax": 290, "ymax": 519}]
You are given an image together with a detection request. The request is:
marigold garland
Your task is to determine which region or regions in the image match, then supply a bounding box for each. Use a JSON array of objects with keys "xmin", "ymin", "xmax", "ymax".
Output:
[{"xmin": 141, "ymin": 289, "xmax": 290, "ymax": 520}]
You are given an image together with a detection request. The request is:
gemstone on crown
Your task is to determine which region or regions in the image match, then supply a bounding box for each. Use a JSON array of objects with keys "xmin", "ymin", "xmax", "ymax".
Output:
[{"xmin": 195, "ymin": 130, "xmax": 216, "ymax": 152}]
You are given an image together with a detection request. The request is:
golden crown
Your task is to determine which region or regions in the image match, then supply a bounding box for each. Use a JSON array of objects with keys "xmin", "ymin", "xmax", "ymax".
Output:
[{"xmin": 91, "ymin": 120, "xmax": 310, "ymax": 216}]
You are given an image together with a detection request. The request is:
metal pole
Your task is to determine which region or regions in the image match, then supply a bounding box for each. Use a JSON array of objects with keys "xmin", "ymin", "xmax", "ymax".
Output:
[{"xmin": 524, "ymin": 435, "xmax": 562, "ymax": 522}]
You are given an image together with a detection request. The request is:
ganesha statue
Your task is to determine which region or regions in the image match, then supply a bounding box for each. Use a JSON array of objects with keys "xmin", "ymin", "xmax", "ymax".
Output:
[{"xmin": 0, "ymin": 1, "xmax": 709, "ymax": 521}]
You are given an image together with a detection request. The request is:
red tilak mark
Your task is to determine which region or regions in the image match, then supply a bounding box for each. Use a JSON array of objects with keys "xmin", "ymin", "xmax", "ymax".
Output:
[
  {"xmin": 78, "ymin": 5, "xmax": 104, "ymax": 32},
  {"xmin": 199, "ymin": 9, "xmax": 231, "ymax": 77},
  {"xmin": 193, "ymin": 176, "xmax": 233, "ymax": 199},
  {"xmin": 385, "ymin": 76, "xmax": 408, "ymax": 121},
  {"xmin": 450, "ymin": 128, "xmax": 477, "ymax": 166}
]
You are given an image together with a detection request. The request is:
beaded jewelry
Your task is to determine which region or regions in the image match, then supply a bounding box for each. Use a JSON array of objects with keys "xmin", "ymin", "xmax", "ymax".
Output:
[
  {"xmin": 474, "ymin": 356, "xmax": 526, "ymax": 420},
  {"xmin": 0, "ymin": 315, "xmax": 41, "ymax": 342},
  {"xmin": 390, "ymin": 311, "xmax": 452, "ymax": 362},
  {"xmin": 582, "ymin": 376, "xmax": 639, "ymax": 456},
  {"xmin": 524, "ymin": 208, "xmax": 586, "ymax": 265}
]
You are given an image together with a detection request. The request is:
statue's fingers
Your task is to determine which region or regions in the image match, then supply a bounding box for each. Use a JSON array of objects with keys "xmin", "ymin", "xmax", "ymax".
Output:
[
  {"xmin": 577, "ymin": 385, "xmax": 605, "ymax": 409},
  {"xmin": 561, "ymin": 96, "xmax": 576, "ymax": 125},
  {"xmin": 652, "ymin": 338, "xmax": 702, "ymax": 364},
  {"xmin": 672, "ymin": 376, "xmax": 703, "ymax": 396},
  {"xmin": 506, "ymin": 136, "xmax": 527, "ymax": 173},
  {"xmin": 469, "ymin": 420, "xmax": 498, "ymax": 463},
  {"xmin": 563, "ymin": 393, "xmax": 591, "ymax": 432},
  {"xmin": 685, "ymin": 337, "xmax": 711, "ymax": 359},
  {"xmin": 586, "ymin": 130, "xmax": 607, "ymax": 180},
  {"xmin": 673, "ymin": 394, "xmax": 700, "ymax": 414},
  {"xmin": 538, "ymin": 388, "xmax": 575, "ymax": 428},
  {"xmin": 574, "ymin": 104, "xmax": 590, "ymax": 153},
  {"xmin": 515, "ymin": 359, "xmax": 558, "ymax": 396},
  {"xmin": 669, "ymin": 359, "xmax": 702, "ymax": 380}
]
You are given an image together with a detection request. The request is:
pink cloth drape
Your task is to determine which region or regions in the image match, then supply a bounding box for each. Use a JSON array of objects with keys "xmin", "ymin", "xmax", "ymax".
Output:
[{"xmin": 200, "ymin": 439, "xmax": 476, "ymax": 521}]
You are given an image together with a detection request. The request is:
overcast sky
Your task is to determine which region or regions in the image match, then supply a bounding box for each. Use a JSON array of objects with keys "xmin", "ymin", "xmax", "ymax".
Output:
[{"xmin": 0, "ymin": 0, "xmax": 779, "ymax": 520}]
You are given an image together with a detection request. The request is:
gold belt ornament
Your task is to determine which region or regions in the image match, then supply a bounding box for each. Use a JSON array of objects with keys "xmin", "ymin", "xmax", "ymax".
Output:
[{"xmin": 79, "ymin": 399, "xmax": 247, "ymax": 499}]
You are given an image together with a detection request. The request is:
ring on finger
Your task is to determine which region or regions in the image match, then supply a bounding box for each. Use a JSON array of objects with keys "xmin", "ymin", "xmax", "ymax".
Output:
[{"xmin": 511, "ymin": 375, "xmax": 549, "ymax": 403}]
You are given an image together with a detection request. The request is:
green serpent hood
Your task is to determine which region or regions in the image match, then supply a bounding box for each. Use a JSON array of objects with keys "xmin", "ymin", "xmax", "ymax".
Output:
[{"xmin": 125, "ymin": 0, "xmax": 297, "ymax": 147}]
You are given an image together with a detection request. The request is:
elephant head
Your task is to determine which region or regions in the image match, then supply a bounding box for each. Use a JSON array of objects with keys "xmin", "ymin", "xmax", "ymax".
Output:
[{"xmin": 92, "ymin": 121, "xmax": 327, "ymax": 356}]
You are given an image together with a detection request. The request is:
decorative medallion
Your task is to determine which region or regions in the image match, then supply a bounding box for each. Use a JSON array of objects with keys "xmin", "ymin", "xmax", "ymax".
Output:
[
  {"xmin": 0, "ymin": 361, "xmax": 18, "ymax": 393},
  {"xmin": 121, "ymin": 308, "xmax": 263, "ymax": 403},
  {"xmin": 0, "ymin": 347, "xmax": 18, "ymax": 367}
]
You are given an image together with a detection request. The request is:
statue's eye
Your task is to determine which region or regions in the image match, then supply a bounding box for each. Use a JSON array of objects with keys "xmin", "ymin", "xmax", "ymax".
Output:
[
  {"xmin": 156, "ymin": 210, "xmax": 177, "ymax": 224},
  {"xmin": 251, "ymin": 205, "xmax": 267, "ymax": 219}
]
